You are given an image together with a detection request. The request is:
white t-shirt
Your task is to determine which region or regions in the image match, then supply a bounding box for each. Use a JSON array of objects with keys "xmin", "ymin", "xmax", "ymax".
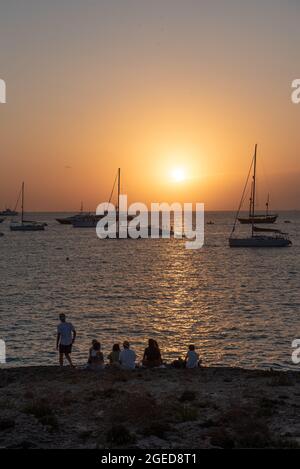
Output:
[
  {"xmin": 119, "ymin": 348, "xmax": 136, "ymax": 370},
  {"xmin": 57, "ymin": 322, "xmax": 75, "ymax": 346},
  {"xmin": 186, "ymin": 350, "xmax": 199, "ymax": 369}
]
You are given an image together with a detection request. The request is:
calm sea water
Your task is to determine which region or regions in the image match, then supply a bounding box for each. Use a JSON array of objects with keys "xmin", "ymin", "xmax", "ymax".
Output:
[{"xmin": 0, "ymin": 211, "xmax": 299, "ymax": 370}]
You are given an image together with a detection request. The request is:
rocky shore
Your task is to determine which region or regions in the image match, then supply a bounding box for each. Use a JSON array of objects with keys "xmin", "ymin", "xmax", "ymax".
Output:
[{"xmin": 1, "ymin": 366, "xmax": 300, "ymax": 449}]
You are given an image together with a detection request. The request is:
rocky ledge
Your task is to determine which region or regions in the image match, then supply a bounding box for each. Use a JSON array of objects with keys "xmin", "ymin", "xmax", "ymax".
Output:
[{"xmin": 1, "ymin": 366, "xmax": 300, "ymax": 449}]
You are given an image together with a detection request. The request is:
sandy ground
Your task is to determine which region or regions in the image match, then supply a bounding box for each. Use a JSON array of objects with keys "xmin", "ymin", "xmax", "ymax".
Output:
[{"xmin": 1, "ymin": 366, "xmax": 300, "ymax": 449}]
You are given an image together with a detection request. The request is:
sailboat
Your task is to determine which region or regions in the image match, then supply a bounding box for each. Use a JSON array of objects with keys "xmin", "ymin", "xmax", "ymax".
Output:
[
  {"xmin": 229, "ymin": 145, "xmax": 291, "ymax": 248},
  {"xmin": 0, "ymin": 208, "xmax": 18, "ymax": 216},
  {"xmin": 56, "ymin": 202, "xmax": 84, "ymax": 224},
  {"xmin": 10, "ymin": 182, "xmax": 45, "ymax": 231},
  {"xmin": 72, "ymin": 169, "xmax": 135, "ymax": 229},
  {"xmin": 111, "ymin": 168, "xmax": 173, "ymax": 238},
  {"xmin": 237, "ymin": 150, "xmax": 278, "ymax": 224}
]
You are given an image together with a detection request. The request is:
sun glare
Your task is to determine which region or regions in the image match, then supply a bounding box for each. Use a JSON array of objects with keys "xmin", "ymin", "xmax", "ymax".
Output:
[{"xmin": 171, "ymin": 167, "xmax": 186, "ymax": 182}]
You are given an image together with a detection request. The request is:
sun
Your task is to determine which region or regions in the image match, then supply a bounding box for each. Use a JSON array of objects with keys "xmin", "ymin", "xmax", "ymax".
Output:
[{"xmin": 170, "ymin": 167, "xmax": 186, "ymax": 182}]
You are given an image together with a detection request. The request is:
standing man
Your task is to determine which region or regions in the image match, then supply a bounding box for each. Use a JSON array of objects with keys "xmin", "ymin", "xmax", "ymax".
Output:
[{"xmin": 56, "ymin": 313, "xmax": 76, "ymax": 367}]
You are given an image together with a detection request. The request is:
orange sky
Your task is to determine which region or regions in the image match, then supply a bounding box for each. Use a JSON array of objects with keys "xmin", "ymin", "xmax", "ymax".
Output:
[{"xmin": 0, "ymin": 1, "xmax": 299, "ymax": 211}]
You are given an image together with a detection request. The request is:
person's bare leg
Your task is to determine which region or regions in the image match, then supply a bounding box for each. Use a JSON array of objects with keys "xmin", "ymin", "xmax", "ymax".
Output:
[
  {"xmin": 59, "ymin": 352, "xmax": 64, "ymax": 367},
  {"xmin": 65, "ymin": 353, "xmax": 75, "ymax": 368}
]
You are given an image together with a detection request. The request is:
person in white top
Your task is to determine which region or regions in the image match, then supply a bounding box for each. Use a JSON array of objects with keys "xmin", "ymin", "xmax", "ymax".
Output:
[
  {"xmin": 56, "ymin": 313, "xmax": 76, "ymax": 367},
  {"xmin": 185, "ymin": 344, "xmax": 200, "ymax": 369},
  {"xmin": 119, "ymin": 341, "xmax": 136, "ymax": 370}
]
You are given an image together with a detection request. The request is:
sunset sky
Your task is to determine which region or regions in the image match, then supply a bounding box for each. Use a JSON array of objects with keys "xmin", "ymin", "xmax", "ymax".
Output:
[{"xmin": 0, "ymin": 0, "xmax": 299, "ymax": 211}]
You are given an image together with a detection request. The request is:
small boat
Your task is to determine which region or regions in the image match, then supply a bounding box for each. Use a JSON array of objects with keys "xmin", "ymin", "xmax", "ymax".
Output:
[
  {"xmin": 206, "ymin": 221, "xmax": 214, "ymax": 225},
  {"xmin": 56, "ymin": 203, "xmax": 84, "ymax": 224},
  {"xmin": 72, "ymin": 213, "xmax": 103, "ymax": 228},
  {"xmin": 72, "ymin": 170, "xmax": 135, "ymax": 229},
  {"xmin": 229, "ymin": 145, "xmax": 291, "ymax": 248},
  {"xmin": 72, "ymin": 212, "xmax": 136, "ymax": 228},
  {"xmin": 10, "ymin": 221, "xmax": 45, "ymax": 232},
  {"xmin": 56, "ymin": 216, "xmax": 74, "ymax": 225},
  {"xmin": 10, "ymin": 182, "xmax": 45, "ymax": 232},
  {"xmin": 229, "ymin": 234, "xmax": 291, "ymax": 248},
  {"xmin": 0, "ymin": 208, "xmax": 18, "ymax": 216},
  {"xmin": 0, "ymin": 218, "xmax": 4, "ymax": 223},
  {"xmin": 238, "ymin": 213, "xmax": 278, "ymax": 224},
  {"xmin": 284, "ymin": 220, "xmax": 291, "ymax": 224}
]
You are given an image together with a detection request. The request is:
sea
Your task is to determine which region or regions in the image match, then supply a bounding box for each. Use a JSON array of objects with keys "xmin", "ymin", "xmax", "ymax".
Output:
[{"xmin": 0, "ymin": 211, "xmax": 299, "ymax": 370}]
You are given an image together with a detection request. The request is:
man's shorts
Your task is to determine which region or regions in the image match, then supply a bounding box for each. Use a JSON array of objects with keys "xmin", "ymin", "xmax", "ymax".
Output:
[{"xmin": 59, "ymin": 344, "xmax": 72, "ymax": 354}]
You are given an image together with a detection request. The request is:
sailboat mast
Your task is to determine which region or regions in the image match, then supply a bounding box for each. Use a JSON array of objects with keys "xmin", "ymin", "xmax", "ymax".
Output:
[
  {"xmin": 252, "ymin": 144, "xmax": 257, "ymax": 218},
  {"xmin": 266, "ymin": 193, "xmax": 269, "ymax": 216},
  {"xmin": 116, "ymin": 168, "xmax": 120, "ymax": 238},
  {"xmin": 249, "ymin": 182, "xmax": 253, "ymax": 216},
  {"xmin": 21, "ymin": 182, "xmax": 24, "ymax": 224},
  {"xmin": 251, "ymin": 144, "xmax": 257, "ymax": 235}
]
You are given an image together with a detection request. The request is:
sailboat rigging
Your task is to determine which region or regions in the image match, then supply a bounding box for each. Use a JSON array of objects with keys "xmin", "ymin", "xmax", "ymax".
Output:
[
  {"xmin": 238, "ymin": 146, "xmax": 278, "ymax": 224},
  {"xmin": 10, "ymin": 182, "xmax": 46, "ymax": 231},
  {"xmin": 229, "ymin": 145, "xmax": 291, "ymax": 248}
]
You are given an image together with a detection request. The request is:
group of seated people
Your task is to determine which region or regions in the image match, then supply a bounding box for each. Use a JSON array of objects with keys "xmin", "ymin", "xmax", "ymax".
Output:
[{"xmin": 88, "ymin": 338, "xmax": 201, "ymax": 370}]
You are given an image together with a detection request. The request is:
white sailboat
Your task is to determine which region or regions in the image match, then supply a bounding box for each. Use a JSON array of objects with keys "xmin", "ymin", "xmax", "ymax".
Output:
[
  {"xmin": 72, "ymin": 169, "xmax": 134, "ymax": 229},
  {"xmin": 229, "ymin": 145, "xmax": 291, "ymax": 248},
  {"xmin": 10, "ymin": 182, "xmax": 45, "ymax": 232}
]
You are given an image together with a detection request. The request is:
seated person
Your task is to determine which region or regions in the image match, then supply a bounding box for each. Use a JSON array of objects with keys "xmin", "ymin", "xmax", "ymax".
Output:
[
  {"xmin": 185, "ymin": 344, "xmax": 200, "ymax": 369},
  {"xmin": 119, "ymin": 341, "xmax": 136, "ymax": 370},
  {"xmin": 108, "ymin": 343, "xmax": 121, "ymax": 366},
  {"xmin": 88, "ymin": 340, "xmax": 104, "ymax": 370},
  {"xmin": 88, "ymin": 339, "xmax": 98, "ymax": 365},
  {"xmin": 142, "ymin": 339, "xmax": 162, "ymax": 367}
]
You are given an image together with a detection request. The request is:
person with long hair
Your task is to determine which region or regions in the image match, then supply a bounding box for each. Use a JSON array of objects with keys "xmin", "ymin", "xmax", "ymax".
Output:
[{"xmin": 143, "ymin": 339, "xmax": 162, "ymax": 368}]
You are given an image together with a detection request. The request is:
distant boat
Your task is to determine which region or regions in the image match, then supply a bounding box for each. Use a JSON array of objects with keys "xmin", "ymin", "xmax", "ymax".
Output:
[
  {"xmin": 229, "ymin": 145, "xmax": 291, "ymax": 248},
  {"xmin": 72, "ymin": 169, "xmax": 135, "ymax": 229},
  {"xmin": 10, "ymin": 182, "xmax": 45, "ymax": 232},
  {"xmin": 0, "ymin": 208, "xmax": 18, "ymax": 216},
  {"xmin": 56, "ymin": 216, "xmax": 74, "ymax": 225},
  {"xmin": 72, "ymin": 213, "xmax": 103, "ymax": 228},
  {"xmin": 229, "ymin": 235, "xmax": 291, "ymax": 248},
  {"xmin": 56, "ymin": 202, "xmax": 84, "ymax": 225}
]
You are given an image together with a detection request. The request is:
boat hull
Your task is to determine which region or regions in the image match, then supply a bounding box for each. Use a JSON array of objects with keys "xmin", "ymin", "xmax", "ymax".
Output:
[
  {"xmin": 56, "ymin": 217, "xmax": 74, "ymax": 225},
  {"xmin": 0, "ymin": 210, "xmax": 18, "ymax": 216},
  {"xmin": 229, "ymin": 236, "xmax": 291, "ymax": 248},
  {"xmin": 10, "ymin": 223, "xmax": 45, "ymax": 231},
  {"xmin": 238, "ymin": 215, "xmax": 278, "ymax": 224},
  {"xmin": 72, "ymin": 216, "xmax": 101, "ymax": 228}
]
